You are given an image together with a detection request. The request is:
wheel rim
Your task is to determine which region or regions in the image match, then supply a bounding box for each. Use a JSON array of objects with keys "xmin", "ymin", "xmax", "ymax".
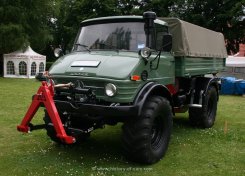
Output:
[{"xmin": 151, "ymin": 115, "xmax": 164, "ymax": 150}]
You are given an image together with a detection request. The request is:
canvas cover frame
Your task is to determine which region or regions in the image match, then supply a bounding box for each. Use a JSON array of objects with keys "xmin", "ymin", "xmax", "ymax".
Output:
[{"xmin": 159, "ymin": 18, "xmax": 227, "ymax": 58}]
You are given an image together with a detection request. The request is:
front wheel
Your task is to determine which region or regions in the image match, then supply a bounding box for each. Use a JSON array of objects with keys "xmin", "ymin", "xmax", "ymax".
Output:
[{"xmin": 122, "ymin": 96, "xmax": 173, "ymax": 164}]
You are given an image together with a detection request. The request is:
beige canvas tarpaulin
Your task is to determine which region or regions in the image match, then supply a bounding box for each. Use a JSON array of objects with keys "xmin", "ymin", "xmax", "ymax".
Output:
[{"xmin": 159, "ymin": 18, "xmax": 227, "ymax": 58}]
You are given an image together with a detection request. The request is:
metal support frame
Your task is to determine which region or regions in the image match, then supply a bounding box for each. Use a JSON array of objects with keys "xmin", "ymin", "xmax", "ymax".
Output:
[{"xmin": 17, "ymin": 81, "xmax": 75, "ymax": 144}]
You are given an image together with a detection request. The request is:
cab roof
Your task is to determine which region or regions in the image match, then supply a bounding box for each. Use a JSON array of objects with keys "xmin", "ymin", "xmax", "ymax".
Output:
[{"xmin": 81, "ymin": 15, "xmax": 167, "ymax": 26}]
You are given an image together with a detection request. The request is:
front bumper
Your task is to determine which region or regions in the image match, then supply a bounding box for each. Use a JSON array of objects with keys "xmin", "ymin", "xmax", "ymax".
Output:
[{"xmin": 55, "ymin": 100, "xmax": 139, "ymax": 119}]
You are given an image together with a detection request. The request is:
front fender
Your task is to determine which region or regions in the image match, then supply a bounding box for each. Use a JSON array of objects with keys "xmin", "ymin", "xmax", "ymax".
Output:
[{"xmin": 134, "ymin": 82, "xmax": 173, "ymax": 116}]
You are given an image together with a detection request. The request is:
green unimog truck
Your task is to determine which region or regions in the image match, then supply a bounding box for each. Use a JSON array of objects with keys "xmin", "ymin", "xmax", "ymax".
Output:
[{"xmin": 44, "ymin": 12, "xmax": 227, "ymax": 164}]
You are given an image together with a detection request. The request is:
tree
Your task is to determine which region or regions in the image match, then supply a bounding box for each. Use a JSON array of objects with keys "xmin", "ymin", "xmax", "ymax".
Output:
[
  {"xmin": 53, "ymin": 0, "xmax": 122, "ymax": 52},
  {"xmin": 53, "ymin": 0, "xmax": 175, "ymax": 52},
  {"xmin": 0, "ymin": 0, "xmax": 57, "ymax": 74}
]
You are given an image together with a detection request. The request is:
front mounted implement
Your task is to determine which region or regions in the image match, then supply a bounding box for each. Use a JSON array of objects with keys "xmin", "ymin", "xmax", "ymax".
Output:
[{"xmin": 17, "ymin": 81, "xmax": 75, "ymax": 144}]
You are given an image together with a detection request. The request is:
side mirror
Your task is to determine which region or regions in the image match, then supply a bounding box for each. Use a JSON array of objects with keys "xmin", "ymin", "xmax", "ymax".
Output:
[{"xmin": 162, "ymin": 34, "xmax": 172, "ymax": 52}]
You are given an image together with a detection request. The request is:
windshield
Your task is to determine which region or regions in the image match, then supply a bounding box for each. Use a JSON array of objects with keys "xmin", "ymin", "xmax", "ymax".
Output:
[{"xmin": 73, "ymin": 22, "xmax": 146, "ymax": 52}]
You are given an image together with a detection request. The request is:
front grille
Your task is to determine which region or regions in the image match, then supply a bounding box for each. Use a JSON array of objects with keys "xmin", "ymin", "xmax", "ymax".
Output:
[{"xmin": 54, "ymin": 77, "xmax": 142, "ymax": 103}]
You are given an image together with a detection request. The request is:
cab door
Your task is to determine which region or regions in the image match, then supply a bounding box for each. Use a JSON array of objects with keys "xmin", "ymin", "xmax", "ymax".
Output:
[{"xmin": 147, "ymin": 24, "xmax": 175, "ymax": 85}]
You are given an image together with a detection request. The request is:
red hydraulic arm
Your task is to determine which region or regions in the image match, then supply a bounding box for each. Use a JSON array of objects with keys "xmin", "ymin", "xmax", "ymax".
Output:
[{"xmin": 17, "ymin": 81, "xmax": 75, "ymax": 144}]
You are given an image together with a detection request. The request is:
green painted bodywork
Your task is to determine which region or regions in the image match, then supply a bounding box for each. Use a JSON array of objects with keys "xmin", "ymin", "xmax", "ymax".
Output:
[
  {"xmin": 50, "ymin": 50, "xmax": 175, "ymax": 103},
  {"xmin": 50, "ymin": 51, "xmax": 140, "ymax": 80},
  {"xmin": 175, "ymin": 57, "xmax": 225, "ymax": 77}
]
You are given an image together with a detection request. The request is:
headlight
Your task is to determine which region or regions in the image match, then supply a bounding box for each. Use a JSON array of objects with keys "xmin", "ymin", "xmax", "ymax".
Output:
[
  {"xmin": 54, "ymin": 48, "xmax": 63, "ymax": 58},
  {"xmin": 105, "ymin": 83, "xmax": 117, "ymax": 97},
  {"xmin": 140, "ymin": 47, "xmax": 151, "ymax": 60}
]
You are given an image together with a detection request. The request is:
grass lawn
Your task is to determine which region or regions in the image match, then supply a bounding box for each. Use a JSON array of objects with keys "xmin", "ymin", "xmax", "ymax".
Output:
[{"xmin": 0, "ymin": 78, "xmax": 244, "ymax": 176}]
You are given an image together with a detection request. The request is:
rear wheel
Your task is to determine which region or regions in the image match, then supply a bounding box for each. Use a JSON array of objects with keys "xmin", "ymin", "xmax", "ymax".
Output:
[
  {"xmin": 189, "ymin": 86, "xmax": 218, "ymax": 128},
  {"xmin": 122, "ymin": 96, "xmax": 173, "ymax": 164}
]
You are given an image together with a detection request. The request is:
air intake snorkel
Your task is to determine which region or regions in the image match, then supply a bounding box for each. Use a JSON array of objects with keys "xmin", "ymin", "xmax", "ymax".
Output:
[
  {"xmin": 140, "ymin": 11, "xmax": 157, "ymax": 63},
  {"xmin": 143, "ymin": 11, "xmax": 156, "ymax": 49}
]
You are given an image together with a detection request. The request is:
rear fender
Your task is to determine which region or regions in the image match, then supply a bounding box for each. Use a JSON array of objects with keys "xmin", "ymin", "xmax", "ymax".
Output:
[
  {"xmin": 196, "ymin": 77, "xmax": 220, "ymax": 100},
  {"xmin": 191, "ymin": 77, "xmax": 220, "ymax": 106},
  {"xmin": 205, "ymin": 77, "xmax": 220, "ymax": 100}
]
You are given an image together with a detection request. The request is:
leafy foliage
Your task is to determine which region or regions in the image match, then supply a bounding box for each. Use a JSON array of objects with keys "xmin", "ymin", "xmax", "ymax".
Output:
[
  {"xmin": 53, "ymin": 0, "xmax": 244, "ymax": 55},
  {"xmin": 0, "ymin": 0, "xmax": 57, "ymax": 54},
  {"xmin": 0, "ymin": 0, "xmax": 244, "ymax": 57}
]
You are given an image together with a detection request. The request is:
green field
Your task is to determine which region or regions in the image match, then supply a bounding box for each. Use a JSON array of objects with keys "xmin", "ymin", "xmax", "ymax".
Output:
[{"xmin": 0, "ymin": 78, "xmax": 244, "ymax": 176}]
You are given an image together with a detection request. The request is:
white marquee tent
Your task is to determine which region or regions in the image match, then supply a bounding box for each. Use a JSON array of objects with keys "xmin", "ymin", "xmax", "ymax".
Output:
[
  {"xmin": 4, "ymin": 46, "xmax": 46, "ymax": 78},
  {"xmin": 226, "ymin": 56, "xmax": 245, "ymax": 67},
  {"xmin": 219, "ymin": 56, "xmax": 245, "ymax": 79}
]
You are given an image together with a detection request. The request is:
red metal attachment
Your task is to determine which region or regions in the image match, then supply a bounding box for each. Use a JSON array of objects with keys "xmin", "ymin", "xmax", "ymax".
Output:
[
  {"xmin": 17, "ymin": 81, "xmax": 75, "ymax": 144},
  {"xmin": 166, "ymin": 84, "xmax": 177, "ymax": 95}
]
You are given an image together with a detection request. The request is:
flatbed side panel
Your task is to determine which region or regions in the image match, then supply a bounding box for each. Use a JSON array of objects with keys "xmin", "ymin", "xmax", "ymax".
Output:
[{"xmin": 175, "ymin": 57, "xmax": 226, "ymax": 77}]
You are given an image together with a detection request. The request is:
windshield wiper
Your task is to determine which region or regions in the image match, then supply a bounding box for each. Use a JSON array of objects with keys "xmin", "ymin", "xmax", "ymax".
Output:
[{"xmin": 75, "ymin": 43, "xmax": 91, "ymax": 52}]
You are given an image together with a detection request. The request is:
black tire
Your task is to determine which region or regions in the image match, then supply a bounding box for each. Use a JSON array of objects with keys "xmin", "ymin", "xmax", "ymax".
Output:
[
  {"xmin": 189, "ymin": 86, "xmax": 218, "ymax": 128},
  {"xmin": 43, "ymin": 110, "xmax": 90, "ymax": 144},
  {"xmin": 122, "ymin": 96, "xmax": 173, "ymax": 164}
]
